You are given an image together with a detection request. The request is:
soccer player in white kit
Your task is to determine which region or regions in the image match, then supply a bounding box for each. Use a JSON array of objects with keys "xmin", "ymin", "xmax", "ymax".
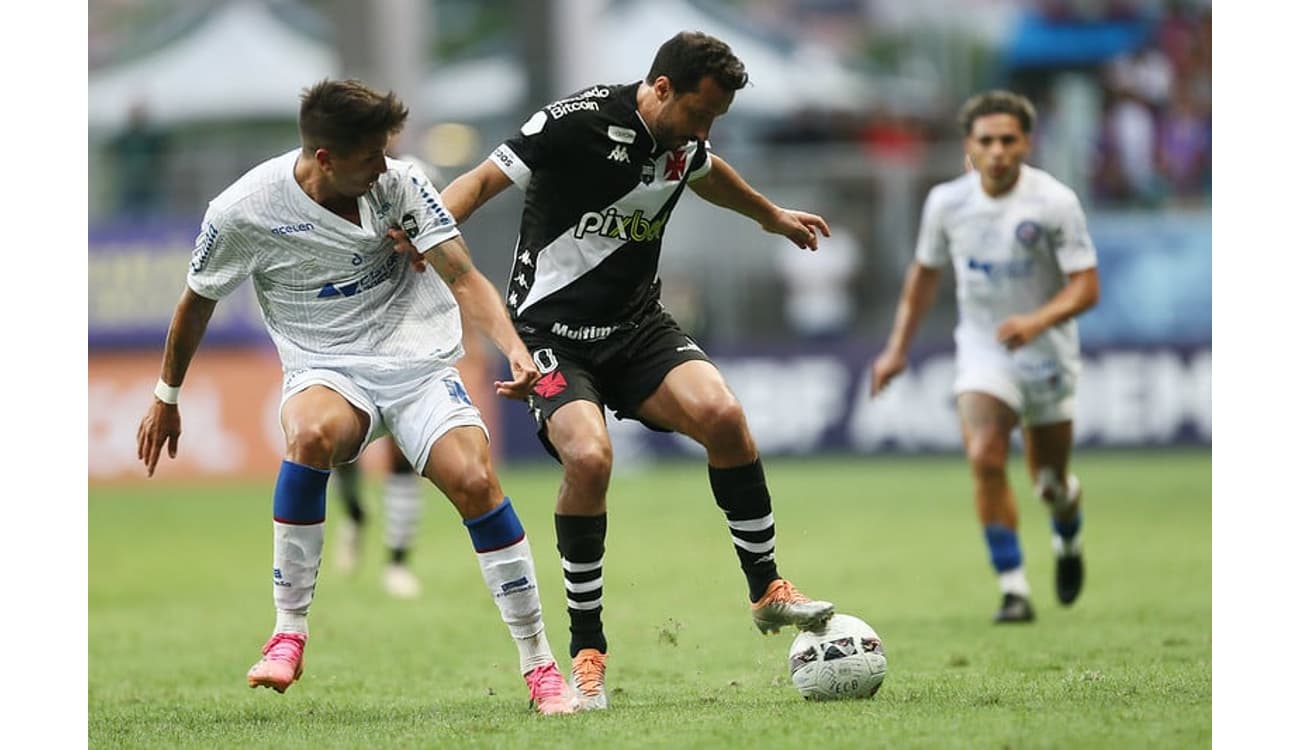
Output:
[
  {"xmin": 135, "ymin": 79, "xmax": 575, "ymax": 714},
  {"xmin": 870, "ymin": 91, "xmax": 1100, "ymax": 624}
]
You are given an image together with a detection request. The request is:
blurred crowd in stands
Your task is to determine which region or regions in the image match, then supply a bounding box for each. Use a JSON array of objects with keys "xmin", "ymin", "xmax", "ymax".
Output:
[
  {"xmin": 1092, "ymin": 4, "xmax": 1210, "ymax": 207},
  {"xmin": 762, "ymin": 1, "xmax": 1211, "ymax": 209}
]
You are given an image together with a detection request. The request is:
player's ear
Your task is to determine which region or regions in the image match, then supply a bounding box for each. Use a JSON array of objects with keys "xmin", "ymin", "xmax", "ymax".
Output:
[
  {"xmin": 314, "ymin": 148, "xmax": 332, "ymax": 171},
  {"xmin": 653, "ymin": 76, "xmax": 673, "ymax": 101}
]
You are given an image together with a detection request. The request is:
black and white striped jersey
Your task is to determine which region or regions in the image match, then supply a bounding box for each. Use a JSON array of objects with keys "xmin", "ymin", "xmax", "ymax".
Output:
[{"xmin": 489, "ymin": 82, "xmax": 711, "ymax": 340}]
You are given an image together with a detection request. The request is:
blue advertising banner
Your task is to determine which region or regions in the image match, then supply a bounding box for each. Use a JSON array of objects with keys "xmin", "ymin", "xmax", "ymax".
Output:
[
  {"xmin": 497, "ymin": 343, "xmax": 1211, "ymax": 462},
  {"xmin": 89, "ymin": 219, "xmax": 270, "ymax": 349},
  {"xmin": 1079, "ymin": 210, "xmax": 1211, "ymax": 347}
]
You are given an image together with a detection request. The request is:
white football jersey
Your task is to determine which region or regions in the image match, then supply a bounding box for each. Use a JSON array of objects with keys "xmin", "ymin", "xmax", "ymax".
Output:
[
  {"xmin": 915, "ymin": 164, "xmax": 1097, "ymax": 366},
  {"xmin": 187, "ymin": 150, "xmax": 464, "ymax": 375}
]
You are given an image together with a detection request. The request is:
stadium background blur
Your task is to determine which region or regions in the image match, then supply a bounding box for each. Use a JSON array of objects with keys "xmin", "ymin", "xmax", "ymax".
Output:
[
  {"xmin": 87, "ymin": 0, "xmax": 1211, "ymax": 482},
  {"xmin": 75, "ymin": 2, "xmax": 1228, "ymax": 745}
]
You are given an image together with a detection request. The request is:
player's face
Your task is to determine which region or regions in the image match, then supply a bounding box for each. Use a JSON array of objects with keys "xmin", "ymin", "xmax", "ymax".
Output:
[
  {"xmin": 965, "ymin": 114, "xmax": 1030, "ymax": 196},
  {"xmin": 651, "ymin": 75, "xmax": 733, "ymax": 151},
  {"xmin": 322, "ymin": 133, "xmax": 392, "ymax": 198}
]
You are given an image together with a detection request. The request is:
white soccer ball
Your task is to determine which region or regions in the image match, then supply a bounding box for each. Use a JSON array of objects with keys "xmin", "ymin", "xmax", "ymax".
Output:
[{"xmin": 788, "ymin": 613, "xmax": 887, "ymax": 701}]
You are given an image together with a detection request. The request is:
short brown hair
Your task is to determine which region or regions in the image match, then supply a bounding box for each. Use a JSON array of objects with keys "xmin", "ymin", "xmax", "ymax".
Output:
[
  {"xmin": 646, "ymin": 31, "xmax": 749, "ymax": 94},
  {"xmin": 957, "ymin": 90, "xmax": 1036, "ymax": 135},
  {"xmin": 298, "ymin": 78, "xmax": 409, "ymax": 155}
]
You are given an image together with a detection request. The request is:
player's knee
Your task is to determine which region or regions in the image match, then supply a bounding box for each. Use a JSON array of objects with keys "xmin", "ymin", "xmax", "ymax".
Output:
[
  {"xmin": 966, "ymin": 439, "xmax": 1008, "ymax": 481},
  {"xmin": 284, "ymin": 418, "xmax": 346, "ymax": 466},
  {"xmin": 442, "ymin": 463, "xmax": 499, "ymax": 507},
  {"xmin": 560, "ymin": 439, "xmax": 613, "ymax": 487},
  {"xmin": 693, "ymin": 396, "xmax": 748, "ymax": 447},
  {"xmin": 1035, "ymin": 466, "xmax": 1064, "ymax": 502}
]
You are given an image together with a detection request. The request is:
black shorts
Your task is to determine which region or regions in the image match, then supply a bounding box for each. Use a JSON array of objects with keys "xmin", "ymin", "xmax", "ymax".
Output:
[{"xmin": 518, "ymin": 307, "xmax": 714, "ymax": 461}]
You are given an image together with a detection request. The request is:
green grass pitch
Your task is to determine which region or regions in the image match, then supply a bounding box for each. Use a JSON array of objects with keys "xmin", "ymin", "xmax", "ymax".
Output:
[{"xmin": 89, "ymin": 449, "xmax": 1211, "ymax": 749}]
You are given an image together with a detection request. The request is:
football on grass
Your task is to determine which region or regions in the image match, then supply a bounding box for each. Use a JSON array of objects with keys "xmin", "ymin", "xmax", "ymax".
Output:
[{"xmin": 788, "ymin": 613, "xmax": 887, "ymax": 700}]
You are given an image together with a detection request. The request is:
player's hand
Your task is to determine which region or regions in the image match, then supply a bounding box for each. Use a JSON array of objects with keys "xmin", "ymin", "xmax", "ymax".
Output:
[
  {"xmin": 996, "ymin": 315, "xmax": 1043, "ymax": 350},
  {"xmin": 870, "ymin": 349, "xmax": 908, "ymax": 397},
  {"xmin": 763, "ymin": 209, "xmax": 830, "ymax": 250},
  {"xmin": 495, "ymin": 348, "xmax": 540, "ymax": 401},
  {"xmin": 136, "ymin": 400, "xmax": 182, "ymax": 478},
  {"xmin": 387, "ymin": 227, "xmax": 428, "ymax": 273}
]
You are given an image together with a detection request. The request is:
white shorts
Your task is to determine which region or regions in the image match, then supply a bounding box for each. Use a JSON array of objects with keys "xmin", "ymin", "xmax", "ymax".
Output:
[
  {"xmin": 280, "ymin": 364, "xmax": 487, "ymax": 472},
  {"xmin": 954, "ymin": 346, "xmax": 1078, "ymax": 426}
]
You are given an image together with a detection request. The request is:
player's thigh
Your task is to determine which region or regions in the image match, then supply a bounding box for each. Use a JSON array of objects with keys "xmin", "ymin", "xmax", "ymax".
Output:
[
  {"xmin": 637, "ymin": 360, "xmax": 740, "ymax": 439},
  {"xmin": 605, "ymin": 309, "xmax": 716, "ymax": 431},
  {"xmin": 420, "ymin": 424, "xmax": 502, "ymax": 519},
  {"xmin": 956, "ymin": 390, "xmax": 1019, "ymax": 466},
  {"xmin": 280, "ymin": 372, "xmax": 377, "ymax": 465},
  {"xmin": 545, "ymin": 399, "xmax": 614, "ymax": 469},
  {"xmin": 519, "ymin": 337, "xmax": 606, "ymax": 462},
  {"xmin": 377, "ymin": 366, "xmax": 487, "ymax": 484}
]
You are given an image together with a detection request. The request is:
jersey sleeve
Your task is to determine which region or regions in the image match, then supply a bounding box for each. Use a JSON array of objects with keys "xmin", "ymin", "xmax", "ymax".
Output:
[
  {"xmin": 186, "ymin": 208, "xmax": 254, "ymax": 300},
  {"xmin": 686, "ymin": 139, "xmax": 713, "ymax": 182},
  {"xmin": 1052, "ymin": 189, "xmax": 1098, "ymax": 274},
  {"xmin": 913, "ymin": 187, "xmax": 950, "ymax": 268},
  {"xmin": 491, "ymin": 107, "xmax": 571, "ymax": 190},
  {"xmin": 394, "ymin": 162, "xmax": 461, "ymax": 253}
]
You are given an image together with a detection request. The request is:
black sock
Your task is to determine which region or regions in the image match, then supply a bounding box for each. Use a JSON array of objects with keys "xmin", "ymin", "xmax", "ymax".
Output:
[
  {"xmin": 389, "ymin": 547, "xmax": 408, "ymax": 565},
  {"xmin": 334, "ymin": 464, "xmax": 365, "ymax": 524},
  {"xmin": 709, "ymin": 458, "xmax": 780, "ymax": 602},
  {"xmin": 555, "ymin": 513, "xmax": 608, "ymax": 657}
]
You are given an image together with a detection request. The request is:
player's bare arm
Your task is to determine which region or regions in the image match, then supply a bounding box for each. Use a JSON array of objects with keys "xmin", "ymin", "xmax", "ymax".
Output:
[
  {"xmin": 688, "ymin": 155, "xmax": 830, "ymax": 250},
  {"xmin": 871, "ymin": 263, "xmax": 943, "ymax": 397},
  {"xmin": 388, "ymin": 163, "xmax": 514, "ymax": 275},
  {"xmin": 136, "ymin": 288, "xmax": 218, "ymax": 477},
  {"xmin": 996, "ymin": 267, "xmax": 1100, "ymax": 350},
  {"xmin": 408, "ymin": 231, "xmax": 540, "ymax": 400},
  {"xmin": 441, "ymin": 160, "xmax": 513, "ymax": 226}
]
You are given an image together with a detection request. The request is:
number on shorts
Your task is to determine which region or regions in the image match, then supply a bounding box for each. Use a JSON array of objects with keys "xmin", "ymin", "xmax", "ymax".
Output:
[{"xmin": 532, "ymin": 348, "xmax": 559, "ymax": 374}]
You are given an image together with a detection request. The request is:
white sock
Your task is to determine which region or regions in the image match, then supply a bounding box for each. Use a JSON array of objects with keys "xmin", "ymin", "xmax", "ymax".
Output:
[
  {"xmin": 475, "ymin": 536, "xmax": 556, "ymax": 674},
  {"xmin": 998, "ymin": 566, "xmax": 1031, "ymax": 597},
  {"xmin": 1037, "ymin": 468, "xmax": 1082, "ymax": 515},
  {"xmin": 272, "ymin": 520, "xmax": 323, "ymax": 619},
  {"xmin": 383, "ymin": 472, "xmax": 423, "ymax": 553},
  {"xmin": 274, "ymin": 611, "xmax": 308, "ymax": 636}
]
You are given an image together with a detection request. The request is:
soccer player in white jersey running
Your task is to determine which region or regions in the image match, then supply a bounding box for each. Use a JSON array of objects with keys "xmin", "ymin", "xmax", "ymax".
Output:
[
  {"xmin": 135, "ymin": 79, "xmax": 575, "ymax": 714},
  {"xmin": 870, "ymin": 90, "xmax": 1100, "ymax": 624}
]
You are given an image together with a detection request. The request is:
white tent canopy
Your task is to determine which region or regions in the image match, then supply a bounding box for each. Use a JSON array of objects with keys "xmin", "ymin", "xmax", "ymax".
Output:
[
  {"xmin": 90, "ymin": 0, "xmax": 924, "ymax": 130},
  {"xmin": 88, "ymin": 1, "xmax": 340, "ymax": 130},
  {"xmin": 420, "ymin": 0, "xmax": 889, "ymax": 121},
  {"xmin": 593, "ymin": 0, "xmax": 875, "ymax": 116}
]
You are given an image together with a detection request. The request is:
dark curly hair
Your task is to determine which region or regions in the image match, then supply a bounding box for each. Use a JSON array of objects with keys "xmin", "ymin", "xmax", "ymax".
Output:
[
  {"xmin": 645, "ymin": 31, "xmax": 749, "ymax": 94},
  {"xmin": 957, "ymin": 90, "xmax": 1036, "ymax": 135}
]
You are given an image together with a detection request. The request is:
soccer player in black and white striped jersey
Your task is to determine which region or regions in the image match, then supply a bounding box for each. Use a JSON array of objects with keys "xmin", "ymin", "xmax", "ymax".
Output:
[{"xmin": 434, "ymin": 32, "xmax": 837, "ymax": 710}]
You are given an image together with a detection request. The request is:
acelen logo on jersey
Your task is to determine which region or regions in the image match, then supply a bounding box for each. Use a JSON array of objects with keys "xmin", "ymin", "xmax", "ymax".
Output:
[{"xmin": 573, "ymin": 207, "xmax": 666, "ymax": 242}]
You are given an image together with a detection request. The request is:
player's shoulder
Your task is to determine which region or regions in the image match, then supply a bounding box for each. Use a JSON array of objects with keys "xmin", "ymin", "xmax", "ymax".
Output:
[
  {"xmin": 527, "ymin": 82, "xmax": 636, "ymax": 132},
  {"xmin": 924, "ymin": 170, "xmax": 981, "ymax": 214},
  {"xmin": 206, "ymin": 149, "xmax": 298, "ymax": 221},
  {"xmin": 378, "ymin": 155, "xmax": 430, "ymax": 189},
  {"xmin": 1021, "ymin": 164, "xmax": 1082, "ymax": 206}
]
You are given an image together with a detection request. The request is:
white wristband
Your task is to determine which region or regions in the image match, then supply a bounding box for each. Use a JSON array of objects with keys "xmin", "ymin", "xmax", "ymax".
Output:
[{"xmin": 154, "ymin": 379, "xmax": 180, "ymax": 405}]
